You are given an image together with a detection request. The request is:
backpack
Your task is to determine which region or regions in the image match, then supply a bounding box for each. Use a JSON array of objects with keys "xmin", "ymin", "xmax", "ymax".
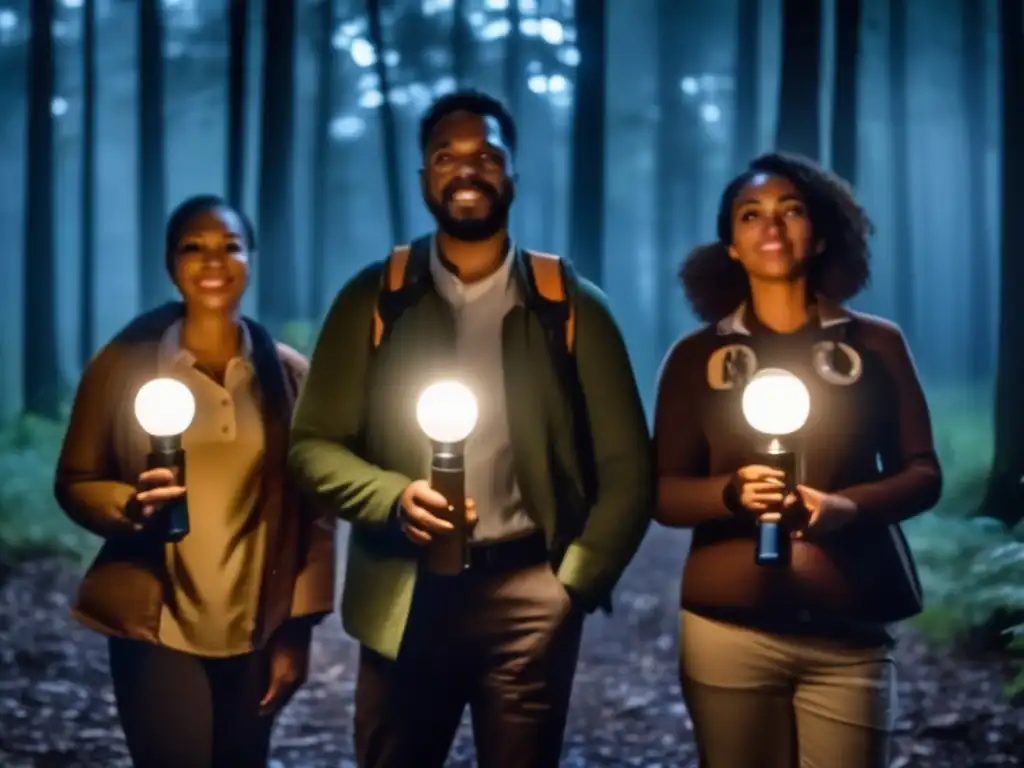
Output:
[
  {"xmin": 369, "ymin": 240, "xmax": 596, "ymax": 508},
  {"xmin": 370, "ymin": 242, "xmax": 576, "ymax": 356}
]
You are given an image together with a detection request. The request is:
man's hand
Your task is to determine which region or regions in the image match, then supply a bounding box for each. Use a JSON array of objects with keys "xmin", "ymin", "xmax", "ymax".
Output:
[
  {"xmin": 786, "ymin": 484, "xmax": 858, "ymax": 537},
  {"xmin": 259, "ymin": 621, "xmax": 312, "ymax": 717},
  {"xmin": 397, "ymin": 479, "xmax": 477, "ymax": 546}
]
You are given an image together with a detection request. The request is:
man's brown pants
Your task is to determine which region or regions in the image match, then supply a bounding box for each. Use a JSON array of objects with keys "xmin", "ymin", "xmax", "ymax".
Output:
[{"xmin": 354, "ymin": 559, "xmax": 585, "ymax": 768}]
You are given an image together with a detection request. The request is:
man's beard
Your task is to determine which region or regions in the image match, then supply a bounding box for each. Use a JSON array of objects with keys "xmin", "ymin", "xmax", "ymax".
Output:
[{"xmin": 426, "ymin": 180, "xmax": 514, "ymax": 242}]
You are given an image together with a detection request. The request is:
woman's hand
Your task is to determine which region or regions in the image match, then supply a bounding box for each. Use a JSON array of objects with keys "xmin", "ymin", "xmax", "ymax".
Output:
[
  {"xmin": 125, "ymin": 467, "xmax": 186, "ymax": 530},
  {"xmin": 786, "ymin": 484, "xmax": 858, "ymax": 536},
  {"xmin": 260, "ymin": 620, "xmax": 312, "ymax": 717},
  {"xmin": 730, "ymin": 465, "xmax": 786, "ymax": 513}
]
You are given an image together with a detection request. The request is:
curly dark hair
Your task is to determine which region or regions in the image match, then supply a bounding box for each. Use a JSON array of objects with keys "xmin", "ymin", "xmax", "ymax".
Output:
[
  {"xmin": 679, "ymin": 152, "xmax": 873, "ymax": 323},
  {"xmin": 418, "ymin": 89, "xmax": 517, "ymax": 156},
  {"xmin": 164, "ymin": 194, "xmax": 256, "ymax": 278}
]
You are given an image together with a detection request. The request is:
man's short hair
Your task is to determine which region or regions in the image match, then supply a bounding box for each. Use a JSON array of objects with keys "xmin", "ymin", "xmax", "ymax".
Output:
[{"xmin": 418, "ymin": 89, "xmax": 517, "ymax": 156}]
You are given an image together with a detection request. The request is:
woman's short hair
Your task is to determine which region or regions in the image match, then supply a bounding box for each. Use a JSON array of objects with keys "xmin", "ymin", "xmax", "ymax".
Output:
[
  {"xmin": 679, "ymin": 152, "xmax": 874, "ymax": 323},
  {"xmin": 164, "ymin": 195, "xmax": 257, "ymax": 277}
]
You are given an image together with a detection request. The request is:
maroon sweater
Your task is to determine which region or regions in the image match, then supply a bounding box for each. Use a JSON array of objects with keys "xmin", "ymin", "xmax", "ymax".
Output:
[{"xmin": 654, "ymin": 301, "xmax": 942, "ymax": 642}]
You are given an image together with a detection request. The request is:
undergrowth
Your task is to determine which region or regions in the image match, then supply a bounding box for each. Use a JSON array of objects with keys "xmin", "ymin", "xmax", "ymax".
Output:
[
  {"xmin": 904, "ymin": 383, "xmax": 1024, "ymax": 698},
  {"xmin": 0, "ymin": 415, "xmax": 98, "ymax": 563}
]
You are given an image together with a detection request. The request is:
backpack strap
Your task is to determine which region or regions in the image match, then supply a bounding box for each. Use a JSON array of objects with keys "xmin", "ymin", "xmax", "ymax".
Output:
[
  {"xmin": 371, "ymin": 244, "xmax": 412, "ymax": 349},
  {"xmin": 528, "ymin": 250, "xmax": 576, "ymax": 355}
]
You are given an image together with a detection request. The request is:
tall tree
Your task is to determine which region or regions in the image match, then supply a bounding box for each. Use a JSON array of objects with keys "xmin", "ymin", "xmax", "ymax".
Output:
[
  {"xmin": 830, "ymin": 0, "xmax": 860, "ymax": 186},
  {"xmin": 367, "ymin": 0, "xmax": 405, "ymax": 245},
  {"xmin": 961, "ymin": 0, "xmax": 991, "ymax": 379},
  {"xmin": 257, "ymin": 0, "xmax": 299, "ymax": 332},
  {"xmin": 503, "ymin": 0, "xmax": 522, "ymax": 118},
  {"xmin": 80, "ymin": 0, "xmax": 97, "ymax": 367},
  {"xmin": 733, "ymin": 0, "xmax": 760, "ymax": 172},
  {"xmin": 568, "ymin": 0, "xmax": 607, "ymax": 285},
  {"xmin": 138, "ymin": 0, "xmax": 167, "ymax": 309},
  {"xmin": 503, "ymin": 0, "xmax": 523, "ymax": 237},
  {"xmin": 888, "ymin": 0, "xmax": 914, "ymax": 339},
  {"xmin": 451, "ymin": 0, "xmax": 469, "ymax": 86},
  {"xmin": 656, "ymin": 0, "xmax": 688, "ymax": 349},
  {"xmin": 980, "ymin": 0, "xmax": 1024, "ymax": 528},
  {"xmin": 226, "ymin": 0, "xmax": 248, "ymax": 209},
  {"xmin": 310, "ymin": 0, "xmax": 335, "ymax": 320},
  {"xmin": 775, "ymin": 0, "xmax": 822, "ymax": 159},
  {"xmin": 24, "ymin": 0, "xmax": 60, "ymax": 417}
]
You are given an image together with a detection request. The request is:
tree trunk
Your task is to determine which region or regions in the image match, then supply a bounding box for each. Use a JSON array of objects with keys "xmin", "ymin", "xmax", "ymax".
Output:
[
  {"xmin": 775, "ymin": 0, "xmax": 822, "ymax": 159},
  {"xmin": 226, "ymin": 0, "xmax": 248, "ymax": 209},
  {"xmin": 310, "ymin": 0, "xmax": 334, "ymax": 320},
  {"xmin": 503, "ymin": 0, "xmax": 522, "ymax": 117},
  {"xmin": 568, "ymin": 0, "xmax": 607, "ymax": 285},
  {"xmin": 503, "ymin": 0, "xmax": 523, "ymax": 237},
  {"xmin": 257, "ymin": 0, "xmax": 298, "ymax": 333},
  {"xmin": 979, "ymin": 0, "xmax": 1024, "ymax": 527},
  {"xmin": 962, "ymin": 0, "xmax": 991, "ymax": 380},
  {"xmin": 138, "ymin": 0, "xmax": 167, "ymax": 309},
  {"xmin": 80, "ymin": 0, "xmax": 96, "ymax": 367},
  {"xmin": 366, "ymin": 0, "xmax": 405, "ymax": 245},
  {"xmin": 24, "ymin": 0, "xmax": 60, "ymax": 417},
  {"xmin": 733, "ymin": 0, "xmax": 760, "ymax": 172},
  {"xmin": 831, "ymin": 0, "xmax": 860, "ymax": 186},
  {"xmin": 888, "ymin": 0, "xmax": 914, "ymax": 339},
  {"xmin": 451, "ymin": 0, "xmax": 469, "ymax": 87}
]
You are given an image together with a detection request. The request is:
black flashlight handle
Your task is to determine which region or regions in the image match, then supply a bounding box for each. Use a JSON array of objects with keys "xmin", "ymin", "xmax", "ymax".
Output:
[
  {"xmin": 146, "ymin": 446, "xmax": 189, "ymax": 543},
  {"xmin": 426, "ymin": 453, "xmax": 469, "ymax": 575}
]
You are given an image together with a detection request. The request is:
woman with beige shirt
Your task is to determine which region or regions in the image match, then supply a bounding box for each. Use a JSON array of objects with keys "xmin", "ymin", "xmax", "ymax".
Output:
[{"xmin": 54, "ymin": 195, "xmax": 335, "ymax": 768}]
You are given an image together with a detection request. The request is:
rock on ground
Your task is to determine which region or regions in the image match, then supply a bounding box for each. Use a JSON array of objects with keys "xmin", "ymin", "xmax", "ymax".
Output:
[{"xmin": 0, "ymin": 529, "xmax": 1021, "ymax": 767}]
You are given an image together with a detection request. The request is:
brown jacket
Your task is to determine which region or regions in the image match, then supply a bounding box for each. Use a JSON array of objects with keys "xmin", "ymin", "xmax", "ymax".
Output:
[{"xmin": 54, "ymin": 303, "xmax": 335, "ymax": 649}]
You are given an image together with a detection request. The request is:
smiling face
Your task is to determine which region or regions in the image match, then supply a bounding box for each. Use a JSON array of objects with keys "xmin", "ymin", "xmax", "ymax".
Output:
[
  {"xmin": 421, "ymin": 109, "xmax": 515, "ymax": 241},
  {"xmin": 727, "ymin": 172, "xmax": 822, "ymax": 283},
  {"xmin": 169, "ymin": 206, "xmax": 250, "ymax": 313}
]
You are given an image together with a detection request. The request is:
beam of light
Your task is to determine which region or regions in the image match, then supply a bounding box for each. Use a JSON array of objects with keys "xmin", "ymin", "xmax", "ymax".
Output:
[
  {"xmin": 329, "ymin": 115, "xmax": 366, "ymax": 142},
  {"xmin": 700, "ymin": 103, "xmax": 721, "ymax": 123},
  {"xmin": 350, "ymin": 38, "xmax": 376, "ymax": 68},
  {"xmin": 558, "ymin": 46, "xmax": 580, "ymax": 66},
  {"xmin": 538, "ymin": 18, "xmax": 563, "ymax": 44}
]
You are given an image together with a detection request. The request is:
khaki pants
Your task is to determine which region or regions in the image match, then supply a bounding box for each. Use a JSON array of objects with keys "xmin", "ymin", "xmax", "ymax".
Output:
[{"xmin": 679, "ymin": 610, "xmax": 897, "ymax": 768}]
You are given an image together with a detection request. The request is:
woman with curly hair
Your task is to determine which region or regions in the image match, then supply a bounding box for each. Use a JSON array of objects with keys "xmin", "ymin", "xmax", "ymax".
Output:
[{"xmin": 654, "ymin": 153, "xmax": 941, "ymax": 767}]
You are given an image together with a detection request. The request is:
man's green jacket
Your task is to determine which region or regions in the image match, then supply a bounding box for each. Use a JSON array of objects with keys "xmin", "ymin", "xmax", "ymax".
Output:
[{"xmin": 288, "ymin": 244, "xmax": 653, "ymax": 660}]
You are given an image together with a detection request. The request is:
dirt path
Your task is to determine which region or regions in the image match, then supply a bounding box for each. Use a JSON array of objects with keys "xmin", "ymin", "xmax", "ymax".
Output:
[{"xmin": 1, "ymin": 530, "xmax": 1021, "ymax": 767}]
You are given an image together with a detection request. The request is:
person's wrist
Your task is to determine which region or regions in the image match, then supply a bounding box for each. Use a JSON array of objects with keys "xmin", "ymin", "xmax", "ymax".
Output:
[{"xmin": 722, "ymin": 477, "xmax": 743, "ymax": 516}]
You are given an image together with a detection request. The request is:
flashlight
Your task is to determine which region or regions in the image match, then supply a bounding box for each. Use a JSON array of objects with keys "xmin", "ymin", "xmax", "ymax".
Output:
[
  {"xmin": 415, "ymin": 379, "xmax": 479, "ymax": 575},
  {"xmin": 133, "ymin": 377, "xmax": 196, "ymax": 542},
  {"xmin": 740, "ymin": 367, "xmax": 810, "ymax": 567}
]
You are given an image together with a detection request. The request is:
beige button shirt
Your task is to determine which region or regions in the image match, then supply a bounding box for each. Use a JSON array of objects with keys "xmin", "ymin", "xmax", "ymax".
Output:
[{"xmin": 155, "ymin": 320, "xmax": 268, "ymax": 657}]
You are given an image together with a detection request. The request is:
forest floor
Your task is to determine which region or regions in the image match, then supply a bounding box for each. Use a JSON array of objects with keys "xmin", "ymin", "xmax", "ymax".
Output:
[{"xmin": 0, "ymin": 529, "xmax": 1021, "ymax": 768}]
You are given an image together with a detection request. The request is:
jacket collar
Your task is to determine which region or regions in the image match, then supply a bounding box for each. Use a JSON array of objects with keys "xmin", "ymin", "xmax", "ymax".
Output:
[{"xmin": 716, "ymin": 294, "xmax": 853, "ymax": 336}]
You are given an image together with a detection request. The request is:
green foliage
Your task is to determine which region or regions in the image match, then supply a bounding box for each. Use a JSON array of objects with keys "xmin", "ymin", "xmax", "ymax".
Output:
[
  {"xmin": 0, "ymin": 414, "xmax": 98, "ymax": 563},
  {"xmin": 906, "ymin": 382, "xmax": 1024, "ymax": 696}
]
